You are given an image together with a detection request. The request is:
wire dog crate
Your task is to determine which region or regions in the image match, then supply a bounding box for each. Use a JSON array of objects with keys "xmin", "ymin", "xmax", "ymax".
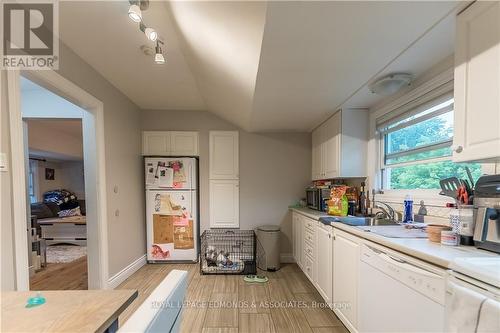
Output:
[{"xmin": 200, "ymin": 229, "xmax": 256, "ymax": 275}]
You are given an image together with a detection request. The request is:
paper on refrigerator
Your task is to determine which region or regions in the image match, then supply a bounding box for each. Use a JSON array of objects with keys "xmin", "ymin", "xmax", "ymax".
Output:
[{"xmin": 158, "ymin": 166, "xmax": 174, "ymax": 188}]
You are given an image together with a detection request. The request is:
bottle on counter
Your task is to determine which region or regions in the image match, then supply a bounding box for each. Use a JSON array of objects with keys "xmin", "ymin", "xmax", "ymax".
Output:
[{"xmin": 403, "ymin": 194, "xmax": 413, "ymax": 223}]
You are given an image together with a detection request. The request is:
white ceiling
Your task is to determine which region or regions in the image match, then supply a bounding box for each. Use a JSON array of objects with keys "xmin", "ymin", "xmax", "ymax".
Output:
[{"xmin": 58, "ymin": 1, "xmax": 465, "ymax": 132}]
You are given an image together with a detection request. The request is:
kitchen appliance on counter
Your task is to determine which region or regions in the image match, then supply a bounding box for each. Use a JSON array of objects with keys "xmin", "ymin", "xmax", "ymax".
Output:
[
  {"xmin": 306, "ymin": 187, "xmax": 331, "ymax": 212},
  {"xmin": 144, "ymin": 157, "xmax": 199, "ymax": 263},
  {"xmin": 473, "ymin": 175, "xmax": 500, "ymax": 253}
]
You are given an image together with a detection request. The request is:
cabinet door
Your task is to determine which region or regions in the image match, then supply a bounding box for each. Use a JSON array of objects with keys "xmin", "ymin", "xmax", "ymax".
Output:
[
  {"xmin": 143, "ymin": 131, "xmax": 170, "ymax": 155},
  {"xmin": 209, "ymin": 180, "xmax": 239, "ymax": 228},
  {"xmin": 293, "ymin": 213, "xmax": 303, "ymax": 268},
  {"xmin": 170, "ymin": 132, "xmax": 199, "ymax": 156},
  {"xmin": 454, "ymin": 1, "xmax": 500, "ymax": 162},
  {"xmin": 323, "ymin": 111, "xmax": 340, "ymax": 179},
  {"xmin": 315, "ymin": 224, "xmax": 333, "ymax": 304},
  {"xmin": 311, "ymin": 128, "xmax": 323, "ymax": 180},
  {"xmin": 209, "ymin": 131, "xmax": 239, "ymax": 179},
  {"xmin": 333, "ymin": 229, "xmax": 359, "ymax": 330}
]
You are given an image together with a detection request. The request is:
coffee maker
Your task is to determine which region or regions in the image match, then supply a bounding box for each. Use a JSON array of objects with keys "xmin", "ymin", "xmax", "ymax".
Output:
[{"xmin": 473, "ymin": 175, "xmax": 500, "ymax": 253}]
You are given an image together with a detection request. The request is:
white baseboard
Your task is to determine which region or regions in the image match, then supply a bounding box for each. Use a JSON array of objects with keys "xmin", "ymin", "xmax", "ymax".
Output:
[
  {"xmin": 280, "ymin": 253, "xmax": 295, "ymax": 264},
  {"xmin": 107, "ymin": 254, "xmax": 146, "ymax": 289}
]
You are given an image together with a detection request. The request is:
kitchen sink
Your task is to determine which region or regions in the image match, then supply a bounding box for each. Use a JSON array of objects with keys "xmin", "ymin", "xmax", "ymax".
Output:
[{"xmin": 318, "ymin": 216, "xmax": 400, "ymax": 227}]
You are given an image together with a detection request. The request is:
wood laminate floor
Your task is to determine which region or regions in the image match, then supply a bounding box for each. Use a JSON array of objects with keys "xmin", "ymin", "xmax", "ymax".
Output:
[
  {"xmin": 29, "ymin": 256, "xmax": 88, "ymax": 291},
  {"xmin": 117, "ymin": 263, "xmax": 348, "ymax": 333}
]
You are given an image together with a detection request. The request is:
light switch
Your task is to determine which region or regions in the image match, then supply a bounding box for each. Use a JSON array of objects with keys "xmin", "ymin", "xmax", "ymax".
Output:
[{"xmin": 0, "ymin": 153, "xmax": 8, "ymax": 172}]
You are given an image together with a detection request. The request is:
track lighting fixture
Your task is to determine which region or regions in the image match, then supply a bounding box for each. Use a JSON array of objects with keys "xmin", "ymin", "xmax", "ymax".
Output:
[
  {"xmin": 139, "ymin": 23, "xmax": 157, "ymax": 42},
  {"xmin": 154, "ymin": 40, "xmax": 165, "ymax": 64},
  {"xmin": 128, "ymin": 4, "xmax": 142, "ymax": 22}
]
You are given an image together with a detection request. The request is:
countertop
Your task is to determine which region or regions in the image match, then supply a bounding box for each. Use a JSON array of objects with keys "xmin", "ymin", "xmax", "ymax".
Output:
[
  {"xmin": 290, "ymin": 207, "xmax": 498, "ymax": 271},
  {"xmin": 1, "ymin": 289, "xmax": 138, "ymax": 333}
]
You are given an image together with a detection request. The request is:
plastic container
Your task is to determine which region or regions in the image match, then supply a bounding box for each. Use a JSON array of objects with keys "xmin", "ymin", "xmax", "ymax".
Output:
[
  {"xmin": 403, "ymin": 195, "xmax": 413, "ymax": 223},
  {"xmin": 441, "ymin": 231, "xmax": 459, "ymax": 246},
  {"xmin": 458, "ymin": 205, "xmax": 475, "ymax": 246}
]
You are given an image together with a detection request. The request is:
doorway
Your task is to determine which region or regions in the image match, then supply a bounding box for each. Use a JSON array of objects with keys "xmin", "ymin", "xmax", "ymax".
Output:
[
  {"xmin": 6, "ymin": 70, "xmax": 109, "ymax": 290},
  {"xmin": 25, "ymin": 113, "xmax": 88, "ymax": 289}
]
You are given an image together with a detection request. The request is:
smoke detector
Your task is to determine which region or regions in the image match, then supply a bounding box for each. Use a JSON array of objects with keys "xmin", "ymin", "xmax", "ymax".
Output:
[{"xmin": 140, "ymin": 45, "xmax": 154, "ymax": 56}]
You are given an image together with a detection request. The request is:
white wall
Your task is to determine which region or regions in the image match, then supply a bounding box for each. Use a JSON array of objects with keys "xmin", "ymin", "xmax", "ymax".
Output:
[
  {"xmin": 35, "ymin": 161, "xmax": 85, "ymax": 200},
  {"xmin": 141, "ymin": 110, "xmax": 311, "ymax": 255},
  {"xmin": 21, "ymin": 86, "xmax": 83, "ymax": 119}
]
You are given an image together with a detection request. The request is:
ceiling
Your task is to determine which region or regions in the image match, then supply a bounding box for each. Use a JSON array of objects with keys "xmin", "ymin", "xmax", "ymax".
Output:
[{"xmin": 58, "ymin": 1, "xmax": 465, "ymax": 132}]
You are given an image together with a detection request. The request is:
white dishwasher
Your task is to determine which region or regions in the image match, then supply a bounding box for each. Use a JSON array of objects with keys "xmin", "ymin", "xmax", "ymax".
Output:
[{"xmin": 358, "ymin": 243, "xmax": 446, "ymax": 333}]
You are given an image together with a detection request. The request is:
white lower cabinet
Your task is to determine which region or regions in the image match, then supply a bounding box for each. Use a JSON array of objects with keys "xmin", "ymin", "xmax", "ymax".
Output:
[
  {"xmin": 302, "ymin": 217, "xmax": 316, "ymax": 283},
  {"xmin": 315, "ymin": 223, "xmax": 333, "ymax": 305},
  {"xmin": 333, "ymin": 228, "xmax": 360, "ymax": 333},
  {"xmin": 292, "ymin": 213, "xmax": 303, "ymax": 268}
]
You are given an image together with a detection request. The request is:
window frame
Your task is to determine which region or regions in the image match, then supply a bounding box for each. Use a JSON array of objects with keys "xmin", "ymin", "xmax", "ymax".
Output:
[{"xmin": 28, "ymin": 159, "xmax": 39, "ymax": 203}]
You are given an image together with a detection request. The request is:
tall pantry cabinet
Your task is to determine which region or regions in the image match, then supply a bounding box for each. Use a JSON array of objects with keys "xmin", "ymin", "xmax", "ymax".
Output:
[{"xmin": 209, "ymin": 131, "xmax": 240, "ymax": 228}]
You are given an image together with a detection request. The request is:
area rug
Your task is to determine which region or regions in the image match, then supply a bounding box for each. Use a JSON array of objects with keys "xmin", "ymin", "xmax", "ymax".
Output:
[{"xmin": 46, "ymin": 245, "xmax": 87, "ymax": 264}]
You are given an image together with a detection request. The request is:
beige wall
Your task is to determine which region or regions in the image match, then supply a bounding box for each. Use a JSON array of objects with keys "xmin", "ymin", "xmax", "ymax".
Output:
[
  {"xmin": 35, "ymin": 161, "xmax": 85, "ymax": 200},
  {"xmin": 141, "ymin": 110, "xmax": 311, "ymax": 255},
  {"xmin": 1, "ymin": 40, "xmax": 145, "ymax": 290},
  {"xmin": 55, "ymin": 42, "xmax": 145, "ymax": 277}
]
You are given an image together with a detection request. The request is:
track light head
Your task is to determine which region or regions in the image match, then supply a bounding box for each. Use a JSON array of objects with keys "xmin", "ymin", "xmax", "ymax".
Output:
[
  {"xmin": 128, "ymin": 4, "xmax": 142, "ymax": 22},
  {"xmin": 145, "ymin": 27, "xmax": 157, "ymax": 42},
  {"xmin": 155, "ymin": 41, "xmax": 165, "ymax": 64}
]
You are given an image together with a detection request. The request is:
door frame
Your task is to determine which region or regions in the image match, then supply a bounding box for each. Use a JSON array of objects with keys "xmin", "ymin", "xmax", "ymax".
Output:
[{"xmin": 6, "ymin": 69, "xmax": 109, "ymax": 290}]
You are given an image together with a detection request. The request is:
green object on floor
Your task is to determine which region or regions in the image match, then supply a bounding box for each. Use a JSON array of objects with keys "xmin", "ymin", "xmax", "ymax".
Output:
[{"xmin": 243, "ymin": 275, "xmax": 269, "ymax": 283}]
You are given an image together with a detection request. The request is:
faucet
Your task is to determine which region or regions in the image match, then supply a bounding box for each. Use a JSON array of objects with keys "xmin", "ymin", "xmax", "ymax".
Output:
[{"xmin": 374, "ymin": 202, "xmax": 396, "ymax": 221}]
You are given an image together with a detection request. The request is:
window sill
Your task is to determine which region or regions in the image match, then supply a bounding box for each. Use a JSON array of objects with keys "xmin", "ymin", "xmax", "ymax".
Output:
[{"xmin": 375, "ymin": 189, "xmax": 454, "ymax": 207}]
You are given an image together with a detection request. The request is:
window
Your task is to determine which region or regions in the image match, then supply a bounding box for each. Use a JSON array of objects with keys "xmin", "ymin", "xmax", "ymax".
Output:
[
  {"xmin": 28, "ymin": 160, "xmax": 39, "ymax": 203},
  {"xmin": 378, "ymin": 92, "xmax": 481, "ymax": 190}
]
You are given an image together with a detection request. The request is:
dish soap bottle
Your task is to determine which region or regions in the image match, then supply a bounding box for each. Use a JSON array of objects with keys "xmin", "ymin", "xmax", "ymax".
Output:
[{"xmin": 403, "ymin": 195, "xmax": 413, "ymax": 223}]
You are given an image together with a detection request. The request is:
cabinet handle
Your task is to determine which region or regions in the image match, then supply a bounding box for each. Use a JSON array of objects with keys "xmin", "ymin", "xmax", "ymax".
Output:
[
  {"xmin": 452, "ymin": 145, "xmax": 463, "ymax": 153},
  {"xmin": 328, "ymin": 234, "xmax": 331, "ymax": 239}
]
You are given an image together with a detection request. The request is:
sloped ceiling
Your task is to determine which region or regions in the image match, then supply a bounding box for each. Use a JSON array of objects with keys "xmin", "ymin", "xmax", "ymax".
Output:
[{"xmin": 58, "ymin": 1, "xmax": 463, "ymax": 132}]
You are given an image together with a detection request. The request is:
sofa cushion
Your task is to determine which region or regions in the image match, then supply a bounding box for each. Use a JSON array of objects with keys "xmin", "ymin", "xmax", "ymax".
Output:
[{"xmin": 31, "ymin": 202, "xmax": 56, "ymax": 219}]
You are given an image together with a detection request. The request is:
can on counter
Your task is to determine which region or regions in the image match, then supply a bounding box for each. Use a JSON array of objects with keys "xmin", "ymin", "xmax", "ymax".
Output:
[{"xmin": 441, "ymin": 230, "xmax": 459, "ymax": 246}]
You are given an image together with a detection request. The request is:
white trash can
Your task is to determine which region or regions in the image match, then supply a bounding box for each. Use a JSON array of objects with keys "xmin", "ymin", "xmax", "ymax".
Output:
[{"xmin": 256, "ymin": 225, "xmax": 281, "ymax": 271}]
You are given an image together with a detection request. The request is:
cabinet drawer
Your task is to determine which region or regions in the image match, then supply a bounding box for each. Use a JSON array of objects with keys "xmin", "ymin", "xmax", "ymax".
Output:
[
  {"xmin": 304, "ymin": 218, "xmax": 317, "ymax": 232},
  {"xmin": 304, "ymin": 228, "xmax": 315, "ymax": 245},
  {"xmin": 304, "ymin": 242, "xmax": 314, "ymax": 259},
  {"xmin": 303, "ymin": 255, "xmax": 314, "ymax": 281}
]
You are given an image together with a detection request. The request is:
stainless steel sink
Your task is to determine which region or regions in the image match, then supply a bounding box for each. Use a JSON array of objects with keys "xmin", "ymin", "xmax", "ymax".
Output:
[{"xmin": 363, "ymin": 217, "xmax": 400, "ymax": 226}]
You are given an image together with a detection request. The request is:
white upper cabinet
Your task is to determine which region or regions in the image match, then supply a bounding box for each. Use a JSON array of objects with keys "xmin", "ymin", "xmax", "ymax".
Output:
[
  {"xmin": 142, "ymin": 131, "xmax": 199, "ymax": 156},
  {"xmin": 170, "ymin": 132, "xmax": 199, "ymax": 156},
  {"xmin": 143, "ymin": 131, "xmax": 171, "ymax": 156},
  {"xmin": 311, "ymin": 109, "xmax": 368, "ymax": 180},
  {"xmin": 454, "ymin": 1, "xmax": 500, "ymax": 162},
  {"xmin": 209, "ymin": 131, "xmax": 239, "ymax": 179}
]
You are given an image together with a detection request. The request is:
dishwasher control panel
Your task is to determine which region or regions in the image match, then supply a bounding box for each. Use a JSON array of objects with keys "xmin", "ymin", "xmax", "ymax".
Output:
[{"xmin": 361, "ymin": 244, "xmax": 446, "ymax": 305}]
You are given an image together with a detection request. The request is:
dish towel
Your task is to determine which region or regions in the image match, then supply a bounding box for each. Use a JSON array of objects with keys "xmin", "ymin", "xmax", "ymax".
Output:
[
  {"xmin": 445, "ymin": 282, "xmax": 487, "ymax": 332},
  {"xmin": 476, "ymin": 298, "xmax": 500, "ymax": 333}
]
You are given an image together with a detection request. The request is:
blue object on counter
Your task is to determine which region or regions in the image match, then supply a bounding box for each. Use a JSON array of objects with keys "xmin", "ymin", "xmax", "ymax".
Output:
[
  {"xmin": 403, "ymin": 195, "xmax": 413, "ymax": 223},
  {"xmin": 26, "ymin": 292, "xmax": 46, "ymax": 308},
  {"xmin": 319, "ymin": 216, "xmax": 367, "ymax": 226}
]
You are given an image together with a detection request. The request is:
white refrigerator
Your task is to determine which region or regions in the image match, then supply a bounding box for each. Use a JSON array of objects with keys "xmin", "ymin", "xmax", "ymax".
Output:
[{"xmin": 144, "ymin": 157, "xmax": 198, "ymax": 262}]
